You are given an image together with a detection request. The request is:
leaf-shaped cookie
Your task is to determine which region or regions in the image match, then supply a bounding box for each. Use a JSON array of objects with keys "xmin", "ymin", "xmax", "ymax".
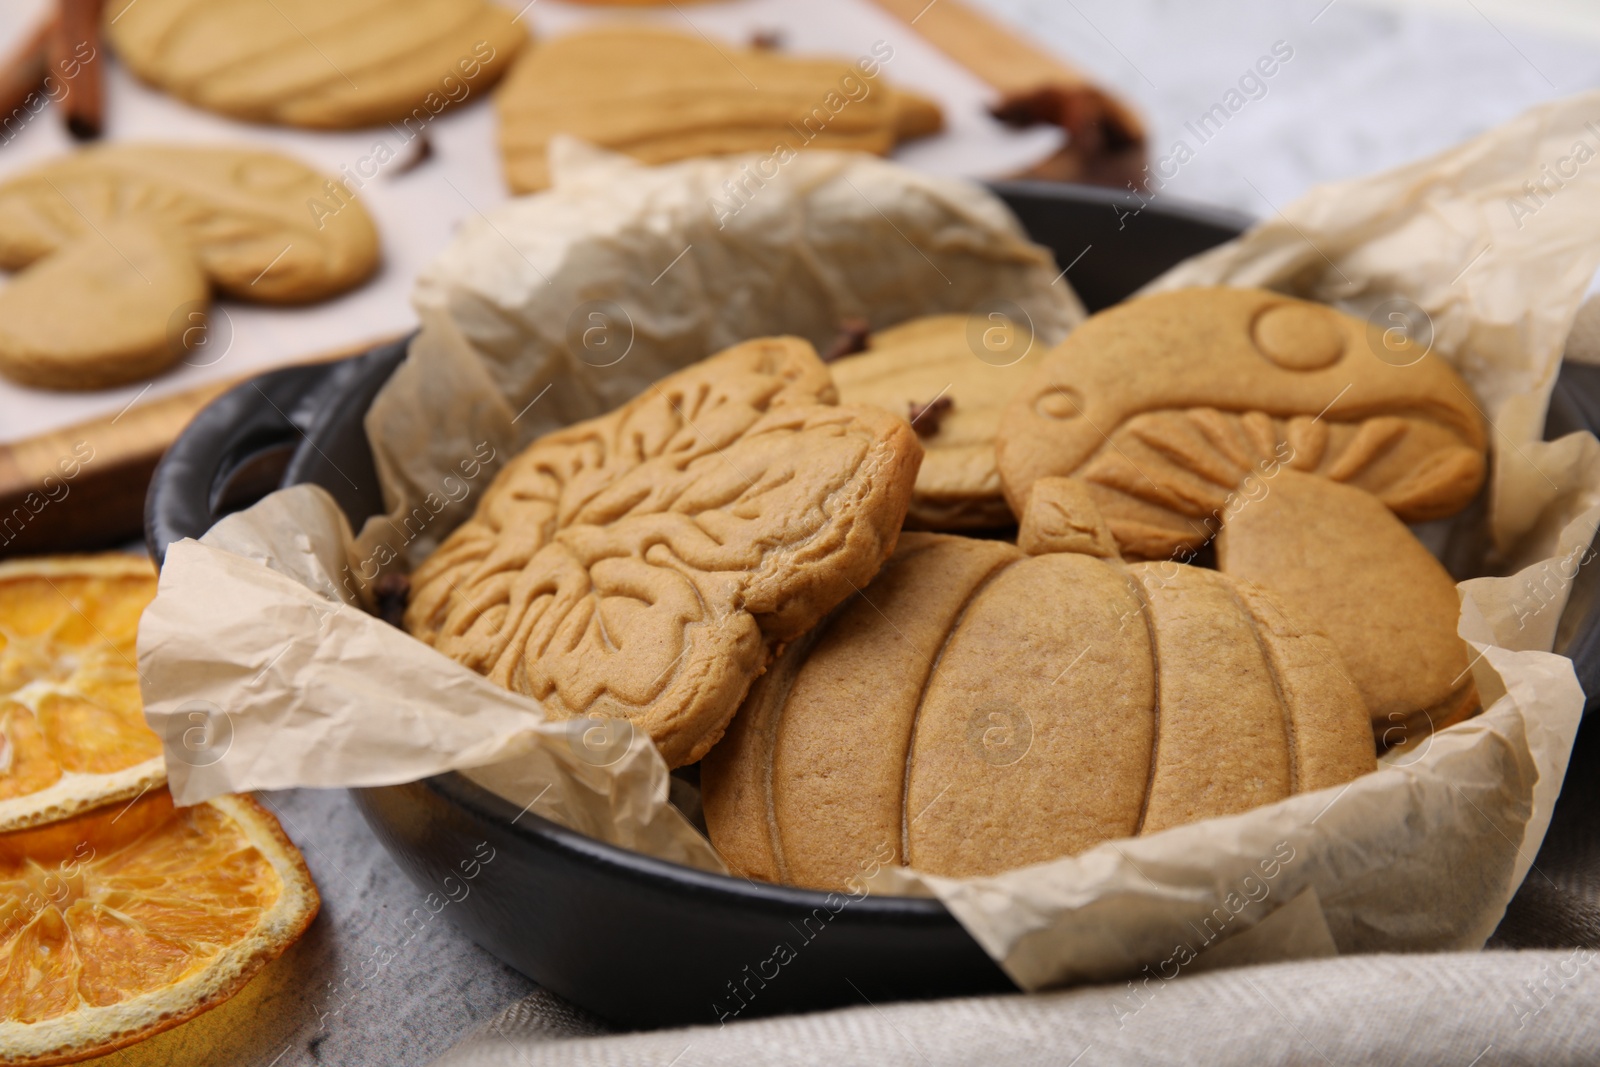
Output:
[
  {"xmin": 495, "ymin": 25, "xmax": 942, "ymax": 193},
  {"xmin": 0, "ymin": 144, "xmax": 378, "ymax": 305},
  {"xmin": 405, "ymin": 337, "xmax": 923, "ymax": 766}
]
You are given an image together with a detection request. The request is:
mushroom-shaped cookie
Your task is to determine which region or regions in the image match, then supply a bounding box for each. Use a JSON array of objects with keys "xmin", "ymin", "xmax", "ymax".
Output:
[
  {"xmin": 0, "ymin": 144, "xmax": 379, "ymax": 389},
  {"xmin": 104, "ymin": 0, "xmax": 526, "ymax": 129},
  {"xmin": 405, "ymin": 337, "xmax": 923, "ymax": 768},
  {"xmin": 495, "ymin": 26, "xmax": 942, "ymax": 193},
  {"xmin": 830, "ymin": 314, "xmax": 1045, "ymax": 530},
  {"xmin": 702, "ymin": 478, "xmax": 1375, "ymax": 891},
  {"xmin": 995, "ymin": 287, "xmax": 1487, "ymax": 743}
]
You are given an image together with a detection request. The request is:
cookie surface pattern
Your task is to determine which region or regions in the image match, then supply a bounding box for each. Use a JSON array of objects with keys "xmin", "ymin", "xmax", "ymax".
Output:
[
  {"xmin": 831, "ymin": 314, "xmax": 1040, "ymax": 530},
  {"xmin": 0, "ymin": 144, "xmax": 378, "ymax": 304},
  {"xmin": 996, "ymin": 287, "xmax": 1487, "ymax": 558},
  {"xmin": 993, "ymin": 287, "xmax": 1487, "ymax": 744},
  {"xmin": 405, "ymin": 337, "xmax": 922, "ymax": 768},
  {"xmin": 702, "ymin": 522, "xmax": 1374, "ymax": 890},
  {"xmin": 104, "ymin": 0, "xmax": 526, "ymax": 129}
]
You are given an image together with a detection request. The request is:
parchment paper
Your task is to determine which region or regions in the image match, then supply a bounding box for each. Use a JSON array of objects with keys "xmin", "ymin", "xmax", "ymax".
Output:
[
  {"xmin": 138, "ymin": 148, "xmax": 1082, "ymax": 875},
  {"xmin": 139, "ymin": 94, "xmax": 1600, "ymax": 993}
]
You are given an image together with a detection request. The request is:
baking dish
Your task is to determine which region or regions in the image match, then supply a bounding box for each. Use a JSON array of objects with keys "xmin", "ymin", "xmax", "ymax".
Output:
[{"xmin": 145, "ymin": 181, "xmax": 1600, "ymax": 1028}]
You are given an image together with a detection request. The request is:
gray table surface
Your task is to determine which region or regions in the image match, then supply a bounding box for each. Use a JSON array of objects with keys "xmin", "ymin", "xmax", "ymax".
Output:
[{"xmin": 81, "ymin": 1, "xmax": 1600, "ymax": 1064}]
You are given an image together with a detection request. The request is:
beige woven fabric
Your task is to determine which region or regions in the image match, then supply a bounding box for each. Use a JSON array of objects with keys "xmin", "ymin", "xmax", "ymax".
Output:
[{"xmin": 434, "ymin": 950, "xmax": 1599, "ymax": 1066}]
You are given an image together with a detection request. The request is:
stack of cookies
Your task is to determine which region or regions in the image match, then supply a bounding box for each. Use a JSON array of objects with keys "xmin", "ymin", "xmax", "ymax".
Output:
[{"xmin": 401, "ymin": 286, "xmax": 1488, "ymax": 890}]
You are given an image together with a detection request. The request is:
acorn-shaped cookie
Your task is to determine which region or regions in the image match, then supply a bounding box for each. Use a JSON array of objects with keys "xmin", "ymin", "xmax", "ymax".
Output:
[
  {"xmin": 702, "ymin": 479, "xmax": 1375, "ymax": 891},
  {"xmin": 995, "ymin": 288, "xmax": 1488, "ymax": 746}
]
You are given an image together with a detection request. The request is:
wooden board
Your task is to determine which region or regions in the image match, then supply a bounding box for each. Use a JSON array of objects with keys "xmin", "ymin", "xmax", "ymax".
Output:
[
  {"xmin": 0, "ymin": 0, "xmax": 1145, "ymax": 558},
  {"xmin": 0, "ymin": 335, "xmax": 395, "ymax": 555}
]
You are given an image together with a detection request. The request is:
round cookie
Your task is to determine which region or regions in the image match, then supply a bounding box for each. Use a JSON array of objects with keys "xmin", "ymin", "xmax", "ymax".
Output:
[
  {"xmin": 702, "ymin": 479, "xmax": 1375, "ymax": 890},
  {"xmin": 0, "ymin": 222, "xmax": 207, "ymax": 390},
  {"xmin": 830, "ymin": 313, "xmax": 1041, "ymax": 530},
  {"xmin": 404, "ymin": 337, "xmax": 923, "ymax": 768},
  {"xmin": 993, "ymin": 287, "xmax": 1488, "ymax": 747},
  {"xmin": 0, "ymin": 144, "xmax": 378, "ymax": 305},
  {"xmin": 495, "ymin": 25, "xmax": 942, "ymax": 194},
  {"xmin": 103, "ymin": 0, "xmax": 526, "ymax": 129}
]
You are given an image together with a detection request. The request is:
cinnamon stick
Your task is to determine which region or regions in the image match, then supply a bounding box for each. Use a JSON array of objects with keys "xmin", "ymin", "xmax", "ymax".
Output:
[{"xmin": 51, "ymin": 0, "xmax": 104, "ymax": 140}]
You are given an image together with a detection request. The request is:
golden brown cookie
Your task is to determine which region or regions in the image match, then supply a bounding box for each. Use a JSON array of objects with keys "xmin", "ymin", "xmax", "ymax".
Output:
[
  {"xmin": 994, "ymin": 287, "xmax": 1487, "ymax": 744},
  {"xmin": 0, "ymin": 144, "xmax": 379, "ymax": 304},
  {"xmin": 1217, "ymin": 470, "xmax": 1478, "ymax": 746},
  {"xmin": 405, "ymin": 337, "xmax": 923, "ymax": 768},
  {"xmin": 831, "ymin": 313, "xmax": 1040, "ymax": 529},
  {"xmin": 0, "ymin": 221, "xmax": 207, "ymax": 390},
  {"xmin": 702, "ymin": 482, "xmax": 1374, "ymax": 890},
  {"xmin": 103, "ymin": 0, "xmax": 526, "ymax": 129},
  {"xmin": 495, "ymin": 26, "xmax": 943, "ymax": 193}
]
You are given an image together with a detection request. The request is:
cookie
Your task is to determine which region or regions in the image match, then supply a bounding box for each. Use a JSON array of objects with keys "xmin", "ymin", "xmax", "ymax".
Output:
[
  {"xmin": 702, "ymin": 478, "xmax": 1374, "ymax": 890},
  {"xmin": 994, "ymin": 287, "xmax": 1486, "ymax": 742},
  {"xmin": 0, "ymin": 221, "xmax": 207, "ymax": 390},
  {"xmin": 404, "ymin": 337, "xmax": 922, "ymax": 768},
  {"xmin": 0, "ymin": 144, "xmax": 379, "ymax": 304},
  {"xmin": 1217, "ymin": 470, "xmax": 1479, "ymax": 742},
  {"xmin": 104, "ymin": 0, "xmax": 526, "ymax": 129},
  {"xmin": 495, "ymin": 26, "xmax": 943, "ymax": 193},
  {"xmin": 831, "ymin": 313, "xmax": 1042, "ymax": 529}
]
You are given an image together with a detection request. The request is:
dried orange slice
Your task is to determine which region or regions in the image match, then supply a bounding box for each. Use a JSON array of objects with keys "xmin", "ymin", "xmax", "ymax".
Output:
[
  {"xmin": 0, "ymin": 556, "xmax": 165, "ymax": 831},
  {"xmin": 0, "ymin": 788, "xmax": 318, "ymax": 1065}
]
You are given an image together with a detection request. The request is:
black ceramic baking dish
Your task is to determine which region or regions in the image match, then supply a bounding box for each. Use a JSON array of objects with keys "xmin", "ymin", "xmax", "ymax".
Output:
[{"xmin": 145, "ymin": 181, "xmax": 1600, "ymax": 1030}]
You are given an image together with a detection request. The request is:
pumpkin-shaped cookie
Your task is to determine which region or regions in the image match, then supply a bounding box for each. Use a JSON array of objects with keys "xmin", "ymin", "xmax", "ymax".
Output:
[
  {"xmin": 831, "ymin": 314, "xmax": 1045, "ymax": 530},
  {"xmin": 495, "ymin": 26, "xmax": 941, "ymax": 193},
  {"xmin": 994, "ymin": 288, "xmax": 1487, "ymax": 743},
  {"xmin": 702, "ymin": 479, "xmax": 1375, "ymax": 890},
  {"xmin": 104, "ymin": 0, "xmax": 525, "ymax": 129},
  {"xmin": 405, "ymin": 337, "xmax": 922, "ymax": 767}
]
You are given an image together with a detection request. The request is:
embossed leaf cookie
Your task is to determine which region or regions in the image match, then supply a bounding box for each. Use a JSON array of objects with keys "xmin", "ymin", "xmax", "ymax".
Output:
[
  {"xmin": 104, "ymin": 0, "xmax": 526, "ymax": 129},
  {"xmin": 405, "ymin": 337, "xmax": 923, "ymax": 767}
]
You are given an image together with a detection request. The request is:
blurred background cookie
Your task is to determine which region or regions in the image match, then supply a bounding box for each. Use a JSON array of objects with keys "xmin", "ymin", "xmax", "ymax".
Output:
[
  {"xmin": 0, "ymin": 143, "xmax": 379, "ymax": 389},
  {"xmin": 0, "ymin": 220, "xmax": 206, "ymax": 389},
  {"xmin": 831, "ymin": 312, "xmax": 1051, "ymax": 530},
  {"xmin": 494, "ymin": 25, "xmax": 943, "ymax": 193},
  {"xmin": 102, "ymin": 0, "xmax": 527, "ymax": 129}
]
